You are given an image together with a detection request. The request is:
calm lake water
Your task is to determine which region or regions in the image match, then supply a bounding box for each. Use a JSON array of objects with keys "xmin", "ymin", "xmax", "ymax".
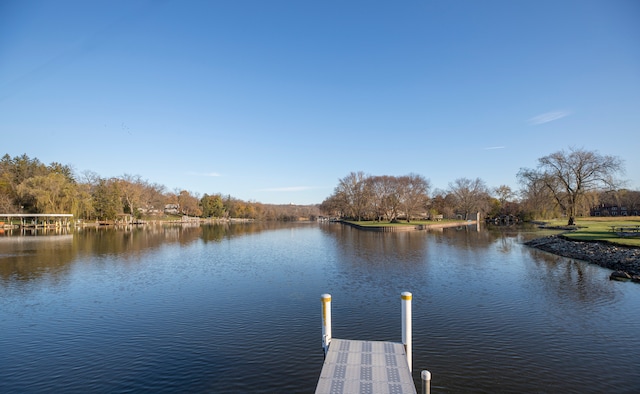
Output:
[{"xmin": 1, "ymin": 223, "xmax": 639, "ymax": 393}]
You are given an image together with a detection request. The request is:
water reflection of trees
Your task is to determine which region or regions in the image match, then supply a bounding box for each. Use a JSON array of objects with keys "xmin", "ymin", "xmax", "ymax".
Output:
[
  {"xmin": 435, "ymin": 225, "xmax": 494, "ymax": 250},
  {"xmin": 73, "ymin": 224, "xmax": 202, "ymax": 256},
  {"xmin": 319, "ymin": 223, "xmax": 612, "ymax": 299},
  {"xmin": 0, "ymin": 234, "xmax": 75, "ymax": 286},
  {"xmin": 200, "ymin": 221, "xmax": 296, "ymax": 242},
  {"xmin": 319, "ymin": 223, "xmax": 523, "ymax": 264},
  {"xmin": 435, "ymin": 224, "xmax": 545, "ymax": 255},
  {"xmin": 320, "ymin": 223, "xmax": 568, "ymax": 263},
  {"xmin": 0, "ymin": 222, "xmax": 298, "ymax": 287},
  {"xmin": 320, "ymin": 224, "xmax": 429, "ymax": 265},
  {"xmin": 317, "ymin": 224, "xmax": 430, "ymax": 298},
  {"xmin": 524, "ymin": 248, "xmax": 616, "ymax": 305}
]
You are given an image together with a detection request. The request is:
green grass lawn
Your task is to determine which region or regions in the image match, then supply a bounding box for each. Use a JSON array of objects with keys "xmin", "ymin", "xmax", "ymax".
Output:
[{"xmin": 542, "ymin": 217, "xmax": 640, "ymax": 247}]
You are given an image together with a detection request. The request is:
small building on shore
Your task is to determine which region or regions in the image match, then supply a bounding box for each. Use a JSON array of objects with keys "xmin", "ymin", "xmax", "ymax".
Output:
[{"xmin": 590, "ymin": 204, "xmax": 639, "ymax": 217}]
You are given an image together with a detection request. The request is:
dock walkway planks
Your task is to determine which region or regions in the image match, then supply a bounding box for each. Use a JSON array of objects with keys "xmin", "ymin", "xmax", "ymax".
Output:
[{"xmin": 315, "ymin": 338, "xmax": 416, "ymax": 394}]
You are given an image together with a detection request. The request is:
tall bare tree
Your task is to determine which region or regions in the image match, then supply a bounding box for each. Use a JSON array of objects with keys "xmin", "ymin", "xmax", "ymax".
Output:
[
  {"xmin": 337, "ymin": 171, "xmax": 370, "ymax": 221},
  {"xmin": 492, "ymin": 185, "xmax": 518, "ymax": 216},
  {"xmin": 397, "ymin": 173, "xmax": 430, "ymax": 222},
  {"xmin": 368, "ymin": 175, "xmax": 400, "ymax": 221},
  {"xmin": 518, "ymin": 169, "xmax": 559, "ymax": 219},
  {"xmin": 319, "ymin": 192, "xmax": 348, "ymax": 219},
  {"xmin": 448, "ymin": 177, "xmax": 490, "ymax": 220},
  {"xmin": 494, "ymin": 185, "xmax": 515, "ymax": 206},
  {"xmin": 518, "ymin": 147, "xmax": 624, "ymax": 225}
]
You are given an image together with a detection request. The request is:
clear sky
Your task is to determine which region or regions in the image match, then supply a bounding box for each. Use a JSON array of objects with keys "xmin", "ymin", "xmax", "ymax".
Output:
[{"xmin": 1, "ymin": 0, "xmax": 638, "ymax": 205}]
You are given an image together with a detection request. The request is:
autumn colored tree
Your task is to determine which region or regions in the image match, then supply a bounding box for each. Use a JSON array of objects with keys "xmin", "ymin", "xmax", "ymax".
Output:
[
  {"xmin": 0, "ymin": 152, "xmax": 323, "ymax": 221},
  {"xmin": 178, "ymin": 190, "xmax": 202, "ymax": 217},
  {"xmin": 47, "ymin": 161, "xmax": 75, "ymax": 182},
  {"xmin": 0, "ymin": 154, "xmax": 48, "ymax": 212},
  {"xmin": 16, "ymin": 173, "xmax": 77, "ymax": 213},
  {"xmin": 142, "ymin": 182, "xmax": 167, "ymax": 214},
  {"xmin": 73, "ymin": 182, "xmax": 94, "ymax": 219},
  {"xmin": 116, "ymin": 174, "xmax": 147, "ymax": 218}
]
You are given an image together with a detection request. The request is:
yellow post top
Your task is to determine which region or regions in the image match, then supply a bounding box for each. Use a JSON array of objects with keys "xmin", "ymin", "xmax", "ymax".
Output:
[
  {"xmin": 401, "ymin": 292, "xmax": 412, "ymax": 300},
  {"xmin": 321, "ymin": 294, "xmax": 331, "ymax": 326}
]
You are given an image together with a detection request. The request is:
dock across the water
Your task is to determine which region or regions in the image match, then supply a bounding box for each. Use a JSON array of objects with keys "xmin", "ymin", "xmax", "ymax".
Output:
[
  {"xmin": 0, "ymin": 213, "xmax": 73, "ymax": 228},
  {"xmin": 315, "ymin": 292, "xmax": 431, "ymax": 394}
]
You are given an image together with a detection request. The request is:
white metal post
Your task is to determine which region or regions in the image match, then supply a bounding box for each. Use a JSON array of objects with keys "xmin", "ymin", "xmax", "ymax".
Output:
[
  {"xmin": 421, "ymin": 370, "xmax": 431, "ymax": 394},
  {"xmin": 321, "ymin": 294, "xmax": 332, "ymax": 355},
  {"xmin": 401, "ymin": 291, "xmax": 412, "ymax": 372}
]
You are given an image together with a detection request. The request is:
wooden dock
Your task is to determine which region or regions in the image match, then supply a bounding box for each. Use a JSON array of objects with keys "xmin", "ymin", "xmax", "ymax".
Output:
[{"xmin": 315, "ymin": 292, "xmax": 430, "ymax": 394}]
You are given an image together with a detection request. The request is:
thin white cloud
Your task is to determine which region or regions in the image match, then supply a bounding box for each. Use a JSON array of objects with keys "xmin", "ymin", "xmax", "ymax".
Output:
[
  {"xmin": 483, "ymin": 146, "xmax": 505, "ymax": 150},
  {"xmin": 258, "ymin": 186, "xmax": 315, "ymax": 192},
  {"xmin": 188, "ymin": 171, "xmax": 222, "ymax": 177},
  {"xmin": 527, "ymin": 110, "xmax": 572, "ymax": 125}
]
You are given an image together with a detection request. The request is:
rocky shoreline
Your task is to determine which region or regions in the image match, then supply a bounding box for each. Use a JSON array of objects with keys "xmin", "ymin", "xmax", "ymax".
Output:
[{"xmin": 525, "ymin": 235, "xmax": 640, "ymax": 282}]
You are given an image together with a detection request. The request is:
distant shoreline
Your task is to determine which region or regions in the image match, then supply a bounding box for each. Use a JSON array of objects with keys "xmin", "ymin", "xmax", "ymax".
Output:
[
  {"xmin": 75, "ymin": 217, "xmax": 255, "ymax": 227},
  {"xmin": 340, "ymin": 220, "xmax": 477, "ymax": 232}
]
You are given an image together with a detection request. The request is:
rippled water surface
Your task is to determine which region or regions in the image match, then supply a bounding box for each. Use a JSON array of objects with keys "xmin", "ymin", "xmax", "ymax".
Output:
[{"xmin": 1, "ymin": 223, "xmax": 639, "ymax": 393}]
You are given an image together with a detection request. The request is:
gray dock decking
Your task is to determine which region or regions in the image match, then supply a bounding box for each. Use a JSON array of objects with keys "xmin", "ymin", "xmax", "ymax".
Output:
[{"xmin": 315, "ymin": 338, "xmax": 416, "ymax": 394}]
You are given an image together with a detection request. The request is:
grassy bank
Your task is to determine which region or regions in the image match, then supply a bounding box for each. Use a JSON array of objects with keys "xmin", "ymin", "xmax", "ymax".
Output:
[{"xmin": 541, "ymin": 217, "xmax": 640, "ymax": 247}]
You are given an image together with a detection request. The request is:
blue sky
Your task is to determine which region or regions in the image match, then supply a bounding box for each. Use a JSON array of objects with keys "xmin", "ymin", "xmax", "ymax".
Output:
[{"xmin": 1, "ymin": 0, "xmax": 638, "ymax": 205}]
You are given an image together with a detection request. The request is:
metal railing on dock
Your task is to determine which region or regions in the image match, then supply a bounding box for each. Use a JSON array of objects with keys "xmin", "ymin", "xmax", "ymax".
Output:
[{"xmin": 316, "ymin": 292, "xmax": 431, "ymax": 394}]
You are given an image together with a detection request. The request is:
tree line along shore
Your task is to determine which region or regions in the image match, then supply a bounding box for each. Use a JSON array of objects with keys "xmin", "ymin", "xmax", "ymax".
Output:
[
  {"xmin": 0, "ymin": 154, "xmax": 320, "ymax": 222},
  {"xmin": 2, "ymin": 147, "xmax": 638, "ymax": 225}
]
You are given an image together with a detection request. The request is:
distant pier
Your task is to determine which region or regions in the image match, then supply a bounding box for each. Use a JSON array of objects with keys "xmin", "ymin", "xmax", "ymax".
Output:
[{"xmin": 0, "ymin": 213, "xmax": 73, "ymax": 229}]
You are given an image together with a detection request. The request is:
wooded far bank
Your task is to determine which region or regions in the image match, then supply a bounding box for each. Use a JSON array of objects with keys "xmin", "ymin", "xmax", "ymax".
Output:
[
  {"xmin": 1, "ymin": 147, "xmax": 636, "ymax": 225},
  {"xmin": 0, "ymin": 153, "xmax": 319, "ymax": 222},
  {"xmin": 320, "ymin": 147, "xmax": 635, "ymax": 226}
]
